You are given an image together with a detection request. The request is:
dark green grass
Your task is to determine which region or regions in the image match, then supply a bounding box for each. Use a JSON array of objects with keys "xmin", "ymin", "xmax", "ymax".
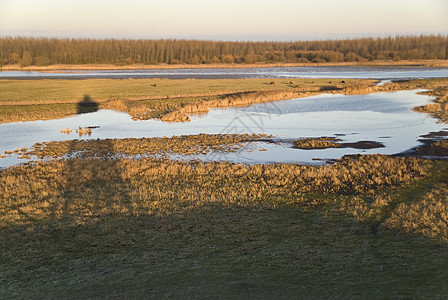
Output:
[
  {"xmin": 1, "ymin": 160, "xmax": 448, "ymax": 299},
  {"xmin": 2, "ymin": 203, "xmax": 448, "ymax": 299}
]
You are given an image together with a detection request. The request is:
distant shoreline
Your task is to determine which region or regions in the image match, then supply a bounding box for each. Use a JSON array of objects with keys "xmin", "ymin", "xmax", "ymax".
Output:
[{"xmin": 2, "ymin": 59, "xmax": 448, "ymax": 71}]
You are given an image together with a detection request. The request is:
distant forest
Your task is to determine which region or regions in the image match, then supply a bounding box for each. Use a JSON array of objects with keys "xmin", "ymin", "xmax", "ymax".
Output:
[{"xmin": 0, "ymin": 35, "xmax": 447, "ymax": 67}]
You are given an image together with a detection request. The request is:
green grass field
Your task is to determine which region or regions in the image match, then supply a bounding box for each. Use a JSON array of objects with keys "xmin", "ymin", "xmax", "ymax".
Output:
[
  {"xmin": 0, "ymin": 78, "xmax": 372, "ymax": 123},
  {"xmin": 0, "ymin": 78, "xmax": 358, "ymax": 105}
]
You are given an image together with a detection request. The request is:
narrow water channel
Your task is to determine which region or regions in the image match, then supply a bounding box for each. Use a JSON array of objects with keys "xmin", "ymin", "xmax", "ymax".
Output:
[{"xmin": 2, "ymin": 66, "xmax": 448, "ymax": 80}]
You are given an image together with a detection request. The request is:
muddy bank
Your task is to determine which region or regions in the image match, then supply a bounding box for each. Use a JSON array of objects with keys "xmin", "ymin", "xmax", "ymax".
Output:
[
  {"xmin": 160, "ymin": 90, "xmax": 321, "ymax": 122},
  {"xmin": 397, "ymin": 139, "xmax": 448, "ymax": 159},
  {"xmin": 294, "ymin": 137, "xmax": 384, "ymax": 150},
  {"xmin": 3, "ymin": 60, "xmax": 448, "ymax": 71},
  {"xmin": 159, "ymin": 81, "xmax": 375, "ymax": 122},
  {"xmin": 397, "ymin": 130, "xmax": 448, "ymax": 159},
  {"xmin": 375, "ymin": 78, "xmax": 448, "ymax": 123},
  {"xmin": 379, "ymin": 79, "xmax": 448, "ymax": 159},
  {"xmin": 2, "ymin": 133, "xmax": 268, "ymax": 161}
]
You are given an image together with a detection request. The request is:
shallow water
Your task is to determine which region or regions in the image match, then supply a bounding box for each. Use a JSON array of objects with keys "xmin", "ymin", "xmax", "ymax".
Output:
[
  {"xmin": 0, "ymin": 89, "xmax": 445, "ymax": 168},
  {"xmin": 2, "ymin": 66, "xmax": 448, "ymax": 80}
]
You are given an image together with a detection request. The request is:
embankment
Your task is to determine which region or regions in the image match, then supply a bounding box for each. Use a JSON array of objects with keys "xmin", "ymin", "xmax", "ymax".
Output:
[{"xmin": 3, "ymin": 59, "xmax": 448, "ymax": 71}]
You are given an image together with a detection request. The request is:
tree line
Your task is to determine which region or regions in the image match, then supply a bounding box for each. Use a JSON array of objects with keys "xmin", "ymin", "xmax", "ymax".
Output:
[{"xmin": 0, "ymin": 35, "xmax": 447, "ymax": 67}]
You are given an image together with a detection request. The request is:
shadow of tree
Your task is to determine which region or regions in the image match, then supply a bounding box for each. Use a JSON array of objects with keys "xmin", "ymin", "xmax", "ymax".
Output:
[
  {"xmin": 57, "ymin": 96, "xmax": 128, "ymax": 244},
  {"xmin": 77, "ymin": 95, "xmax": 99, "ymax": 114},
  {"xmin": 2, "ymin": 183, "xmax": 448, "ymax": 298}
]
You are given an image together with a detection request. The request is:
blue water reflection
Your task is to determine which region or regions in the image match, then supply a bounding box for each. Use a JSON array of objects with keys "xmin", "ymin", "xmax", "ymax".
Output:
[
  {"xmin": 1, "ymin": 66, "xmax": 448, "ymax": 80},
  {"xmin": 0, "ymin": 89, "xmax": 445, "ymax": 167}
]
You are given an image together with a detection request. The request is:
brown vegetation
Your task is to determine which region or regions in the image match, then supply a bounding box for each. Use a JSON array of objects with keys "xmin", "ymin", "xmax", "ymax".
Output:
[
  {"xmin": 295, "ymin": 137, "xmax": 384, "ymax": 150},
  {"xmin": 409, "ymin": 139, "xmax": 448, "ymax": 157},
  {"xmin": 4, "ymin": 134, "xmax": 266, "ymax": 160},
  {"xmin": 59, "ymin": 128, "xmax": 72, "ymax": 134},
  {"xmin": 75, "ymin": 127, "xmax": 92, "ymax": 136},
  {"xmin": 338, "ymin": 160, "xmax": 448, "ymax": 242},
  {"xmin": 413, "ymin": 90, "xmax": 448, "ymax": 123},
  {"xmin": 0, "ymin": 153, "xmax": 428, "ymax": 229},
  {"xmin": 105, "ymin": 99, "xmax": 153, "ymax": 120},
  {"xmin": 0, "ymin": 103, "xmax": 81, "ymax": 123},
  {"xmin": 157, "ymin": 81, "xmax": 378, "ymax": 122},
  {"xmin": 295, "ymin": 137, "xmax": 343, "ymax": 149},
  {"xmin": 159, "ymin": 90, "xmax": 318, "ymax": 122},
  {"xmin": 383, "ymin": 184, "xmax": 448, "ymax": 240}
]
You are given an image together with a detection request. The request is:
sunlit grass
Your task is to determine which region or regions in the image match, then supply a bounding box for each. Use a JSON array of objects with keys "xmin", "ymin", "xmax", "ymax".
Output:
[
  {"xmin": 0, "ymin": 78, "xmax": 356, "ymax": 105},
  {"xmin": 0, "ymin": 78, "xmax": 372, "ymax": 123}
]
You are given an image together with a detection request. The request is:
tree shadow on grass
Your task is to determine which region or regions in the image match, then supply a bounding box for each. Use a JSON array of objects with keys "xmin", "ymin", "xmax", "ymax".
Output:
[
  {"xmin": 2, "ymin": 193, "xmax": 448, "ymax": 299},
  {"xmin": 57, "ymin": 95, "xmax": 132, "ymax": 269},
  {"xmin": 77, "ymin": 95, "xmax": 99, "ymax": 114}
]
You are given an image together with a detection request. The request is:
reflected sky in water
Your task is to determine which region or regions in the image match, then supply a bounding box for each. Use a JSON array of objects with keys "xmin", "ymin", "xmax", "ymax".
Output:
[
  {"xmin": 0, "ymin": 89, "xmax": 445, "ymax": 167},
  {"xmin": 2, "ymin": 66, "xmax": 448, "ymax": 80}
]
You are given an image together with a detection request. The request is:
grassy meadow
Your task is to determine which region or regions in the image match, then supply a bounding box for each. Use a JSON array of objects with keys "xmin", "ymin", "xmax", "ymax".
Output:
[
  {"xmin": 0, "ymin": 78, "xmax": 373, "ymax": 123},
  {"xmin": 0, "ymin": 78, "xmax": 353, "ymax": 105}
]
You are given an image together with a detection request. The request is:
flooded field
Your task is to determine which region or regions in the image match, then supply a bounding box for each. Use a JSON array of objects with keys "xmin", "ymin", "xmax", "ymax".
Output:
[
  {"xmin": 0, "ymin": 89, "xmax": 445, "ymax": 168},
  {"xmin": 2, "ymin": 66, "xmax": 448, "ymax": 80}
]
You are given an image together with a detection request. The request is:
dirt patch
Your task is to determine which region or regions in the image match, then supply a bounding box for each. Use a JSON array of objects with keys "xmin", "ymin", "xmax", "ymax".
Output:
[
  {"xmin": 342, "ymin": 141, "xmax": 385, "ymax": 149},
  {"xmin": 419, "ymin": 130, "xmax": 448, "ymax": 139}
]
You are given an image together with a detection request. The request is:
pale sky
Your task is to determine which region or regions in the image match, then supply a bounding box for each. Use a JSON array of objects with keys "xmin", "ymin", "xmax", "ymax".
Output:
[{"xmin": 0, "ymin": 0, "xmax": 447, "ymax": 41}]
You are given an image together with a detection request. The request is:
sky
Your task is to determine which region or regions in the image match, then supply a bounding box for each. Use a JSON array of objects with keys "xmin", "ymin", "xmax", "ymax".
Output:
[{"xmin": 0, "ymin": 0, "xmax": 447, "ymax": 41}]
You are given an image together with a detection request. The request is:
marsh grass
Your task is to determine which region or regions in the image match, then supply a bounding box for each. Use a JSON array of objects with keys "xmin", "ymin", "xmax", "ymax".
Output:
[
  {"xmin": 1, "ymin": 148, "xmax": 447, "ymax": 298},
  {"xmin": 159, "ymin": 90, "xmax": 319, "ymax": 122},
  {"xmin": 295, "ymin": 137, "xmax": 343, "ymax": 149},
  {"xmin": 336, "ymin": 160, "xmax": 448, "ymax": 241},
  {"xmin": 294, "ymin": 137, "xmax": 385, "ymax": 150},
  {"xmin": 0, "ymin": 103, "xmax": 79, "ymax": 123},
  {"xmin": 384, "ymin": 183, "xmax": 448, "ymax": 240},
  {"xmin": 7, "ymin": 134, "xmax": 264, "ymax": 160},
  {"xmin": 0, "ymin": 147, "xmax": 429, "ymax": 228}
]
